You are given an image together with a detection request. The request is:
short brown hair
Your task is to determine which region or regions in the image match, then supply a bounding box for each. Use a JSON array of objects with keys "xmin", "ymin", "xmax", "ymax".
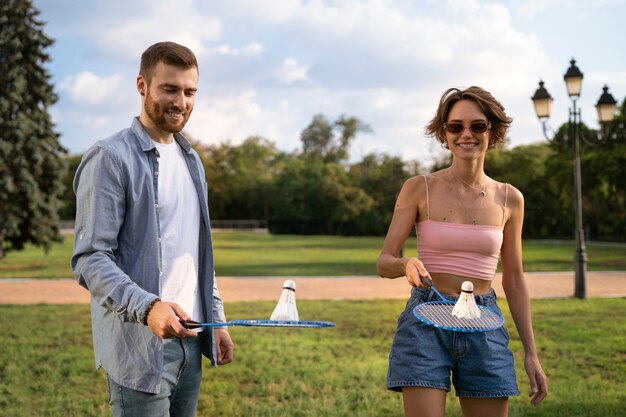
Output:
[
  {"xmin": 425, "ymin": 86, "xmax": 512, "ymax": 148},
  {"xmin": 139, "ymin": 41, "xmax": 198, "ymax": 82}
]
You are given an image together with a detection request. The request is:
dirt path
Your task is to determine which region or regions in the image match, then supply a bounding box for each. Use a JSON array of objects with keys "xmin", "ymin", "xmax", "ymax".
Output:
[{"xmin": 1, "ymin": 271, "xmax": 625, "ymax": 304}]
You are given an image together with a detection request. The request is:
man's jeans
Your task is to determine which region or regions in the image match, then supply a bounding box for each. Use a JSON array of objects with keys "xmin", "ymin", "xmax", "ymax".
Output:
[{"xmin": 107, "ymin": 337, "xmax": 202, "ymax": 417}]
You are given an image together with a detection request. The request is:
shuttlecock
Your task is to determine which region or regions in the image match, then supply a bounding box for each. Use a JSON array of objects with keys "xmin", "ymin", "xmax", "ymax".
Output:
[
  {"xmin": 451, "ymin": 281, "xmax": 481, "ymax": 319},
  {"xmin": 270, "ymin": 280, "xmax": 299, "ymax": 321}
]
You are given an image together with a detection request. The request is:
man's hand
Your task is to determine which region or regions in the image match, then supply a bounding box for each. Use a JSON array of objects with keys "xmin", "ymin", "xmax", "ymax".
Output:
[
  {"xmin": 146, "ymin": 301, "xmax": 199, "ymax": 339},
  {"xmin": 215, "ymin": 328, "xmax": 234, "ymax": 365}
]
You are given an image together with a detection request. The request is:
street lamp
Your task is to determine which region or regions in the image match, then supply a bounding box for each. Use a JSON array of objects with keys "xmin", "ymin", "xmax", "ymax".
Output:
[{"xmin": 531, "ymin": 58, "xmax": 622, "ymax": 299}]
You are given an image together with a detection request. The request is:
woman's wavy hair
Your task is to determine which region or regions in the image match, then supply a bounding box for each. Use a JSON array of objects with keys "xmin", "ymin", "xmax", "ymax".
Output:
[{"xmin": 425, "ymin": 86, "xmax": 513, "ymax": 149}]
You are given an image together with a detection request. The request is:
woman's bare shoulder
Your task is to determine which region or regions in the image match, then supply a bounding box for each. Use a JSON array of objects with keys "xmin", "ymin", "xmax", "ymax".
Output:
[
  {"xmin": 491, "ymin": 179, "xmax": 524, "ymax": 207},
  {"xmin": 398, "ymin": 175, "xmax": 429, "ymax": 204}
]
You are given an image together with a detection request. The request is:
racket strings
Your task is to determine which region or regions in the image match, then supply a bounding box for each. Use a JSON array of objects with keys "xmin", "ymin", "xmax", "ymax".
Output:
[{"xmin": 414, "ymin": 302, "xmax": 503, "ymax": 332}]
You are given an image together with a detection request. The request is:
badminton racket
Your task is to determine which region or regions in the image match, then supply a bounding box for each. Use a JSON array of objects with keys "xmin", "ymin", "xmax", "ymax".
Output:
[
  {"xmin": 181, "ymin": 319, "xmax": 336, "ymax": 329},
  {"xmin": 412, "ymin": 277, "xmax": 504, "ymax": 333}
]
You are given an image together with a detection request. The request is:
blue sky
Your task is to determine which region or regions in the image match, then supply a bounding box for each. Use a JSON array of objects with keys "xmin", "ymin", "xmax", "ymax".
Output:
[{"xmin": 34, "ymin": 0, "xmax": 626, "ymax": 166}]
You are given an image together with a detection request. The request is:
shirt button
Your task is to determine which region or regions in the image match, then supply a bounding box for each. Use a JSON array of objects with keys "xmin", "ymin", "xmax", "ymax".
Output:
[{"xmin": 154, "ymin": 171, "xmax": 159, "ymax": 176}]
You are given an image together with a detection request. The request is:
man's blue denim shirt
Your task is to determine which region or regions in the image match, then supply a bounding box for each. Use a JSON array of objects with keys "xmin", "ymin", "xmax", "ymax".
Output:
[{"xmin": 71, "ymin": 118, "xmax": 226, "ymax": 394}]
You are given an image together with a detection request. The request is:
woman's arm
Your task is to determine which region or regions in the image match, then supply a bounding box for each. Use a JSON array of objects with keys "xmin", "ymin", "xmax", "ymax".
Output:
[
  {"xmin": 376, "ymin": 176, "xmax": 430, "ymax": 286},
  {"xmin": 500, "ymin": 185, "xmax": 548, "ymax": 405}
]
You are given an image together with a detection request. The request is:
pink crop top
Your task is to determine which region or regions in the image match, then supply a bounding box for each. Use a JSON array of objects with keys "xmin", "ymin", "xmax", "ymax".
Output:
[{"xmin": 416, "ymin": 176, "xmax": 507, "ymax": 280}]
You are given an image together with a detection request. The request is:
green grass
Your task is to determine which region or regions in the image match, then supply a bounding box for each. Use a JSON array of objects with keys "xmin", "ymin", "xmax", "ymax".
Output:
[
  {"xmin": 1, "ymin": 298, "xmax": 625, "ymax": 416},
  {"xmin": 1, "ymin": 233, "xmax": 625, "ymax": 278}
]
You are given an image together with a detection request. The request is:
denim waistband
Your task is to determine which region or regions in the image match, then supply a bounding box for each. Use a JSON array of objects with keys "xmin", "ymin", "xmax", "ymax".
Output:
[{"xmin": 411, "ymin": 287, "xmax": 497, "ymax": 305}]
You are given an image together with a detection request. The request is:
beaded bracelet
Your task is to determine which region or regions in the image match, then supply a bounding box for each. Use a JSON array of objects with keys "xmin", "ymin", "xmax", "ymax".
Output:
[{"xmin": 143, "ymin": 297, "xmax": 161, "ymax": 325}]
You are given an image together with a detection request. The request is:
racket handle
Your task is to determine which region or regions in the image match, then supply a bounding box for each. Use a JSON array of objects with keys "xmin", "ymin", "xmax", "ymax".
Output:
[
  {"xmin": 419, "ymin": 277, "xmax": 448, "ymax": 302},
  {"xmin": 181, "ymin": 320, "xmax": 202, "ymax": 329},
  {"xmin": 419, "ymin": 276, "xmax": 434, "ymax": 288}
]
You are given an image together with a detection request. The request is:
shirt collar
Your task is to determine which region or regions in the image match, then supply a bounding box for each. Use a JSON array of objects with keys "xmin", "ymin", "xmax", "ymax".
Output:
[{"xmin": 131, "ymin": 117, "xmax": 192, "ymax": 154}]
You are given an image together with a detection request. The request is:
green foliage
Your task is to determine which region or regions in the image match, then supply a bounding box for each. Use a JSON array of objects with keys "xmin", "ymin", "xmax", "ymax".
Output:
[
  {"xmin": 348, "ymin": 153, "xmax": 421, "ymax": 235},
  {"xmin": 269, "ymin": 157, "xmax": 374, "ymax": 234},
  {"xmin": 197, "ymin": 136, "xmax": 279, "ymax": 220},
  {"xmin": 58, "ymin": 154, "xmax": 82, "ymax": 220},
  {"xmin": 1, "ymin": 299, "xmax": 625, "ymax": 416},
  {"xmin": 0, "ymin": 0, "xmax": 67, "ymax": 259},
  {"xmin": 485, "ymin": 143, "xmax": 572, "ymax": 239},
  {"xmin": 580, "ymin": 99, "xmax": 626, "ymax": 241}
]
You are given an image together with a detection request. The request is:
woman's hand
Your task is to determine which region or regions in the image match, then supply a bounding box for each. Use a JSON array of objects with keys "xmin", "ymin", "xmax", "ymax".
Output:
[
  {"xmin": 525, "ymin": 354, "xmax": 548, "ymax": 405},
  {"xmin": 405, "ymin": 257, "xmax": 430, "ymax": 288}
]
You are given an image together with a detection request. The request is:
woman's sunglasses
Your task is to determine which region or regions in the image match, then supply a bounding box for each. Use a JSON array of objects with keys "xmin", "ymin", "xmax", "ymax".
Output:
[{"xmin": 443, "ymin": 121, "xmax": 491, "ymax": 134}]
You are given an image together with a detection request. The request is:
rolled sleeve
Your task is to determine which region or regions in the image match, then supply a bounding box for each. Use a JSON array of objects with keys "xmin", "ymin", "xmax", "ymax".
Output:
[{"xmin": 212, "ymin": 272, "xmax": 227, "ymax": 323}]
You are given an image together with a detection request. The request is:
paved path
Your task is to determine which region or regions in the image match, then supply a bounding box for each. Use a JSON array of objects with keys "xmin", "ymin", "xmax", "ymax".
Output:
[{"xmin": 1, "ymin": 271, "xmax": 625, "ymax": 304}]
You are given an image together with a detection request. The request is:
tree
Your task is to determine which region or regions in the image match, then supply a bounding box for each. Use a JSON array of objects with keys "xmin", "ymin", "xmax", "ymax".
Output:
[
  {"xmin": 269, "ymin": 157, "xmax": 373, "ymax": 234},
  {"xmin": 580, "ymin": 98, "xmax": 626, "ymax": 241},
  {"xmin": 485, "ymin": 143, "xmax": 570, "ymax": 239},
  {"xmin": 58, "ymin": 154, "xmax": 83, "ymax": 221},
  {"xmin": 197, "ymin": 136, "xmax": 280, "ymax": 221},
  {"xmin": 0, "ymin": 0, "xmax": 66, "ymax": 259},
  {"xmin": 301, "ymin": 114, "xmax": 371, "ymax": 163},
  {"xmin": 349, "ymin": 153, "xmax": 421, "ymax": 235}
]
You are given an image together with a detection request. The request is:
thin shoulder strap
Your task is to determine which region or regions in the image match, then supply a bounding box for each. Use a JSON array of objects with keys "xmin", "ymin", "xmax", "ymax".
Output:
[
  {"xmin": 423, "ymin": 175, "xmax": 430, "ymax": 219},
  {"xmin": 501, "ymin": 183, "xmax": 509, "ymax": 227}
]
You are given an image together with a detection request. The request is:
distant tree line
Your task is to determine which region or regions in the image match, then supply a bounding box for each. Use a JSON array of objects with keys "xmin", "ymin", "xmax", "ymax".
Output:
[{"xmin": 57, "ymin": 104, "xmax": 626, "ymax": 242}]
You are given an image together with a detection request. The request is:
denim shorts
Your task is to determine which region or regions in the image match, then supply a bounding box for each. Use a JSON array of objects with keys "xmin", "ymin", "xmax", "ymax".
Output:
[{"xmin": 387, "ymin": 287, "xmax": 519, "ymax": 398}]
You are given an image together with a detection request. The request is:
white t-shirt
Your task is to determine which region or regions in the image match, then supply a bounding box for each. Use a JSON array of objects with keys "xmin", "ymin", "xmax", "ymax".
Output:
[{"xmin": 154, "ymin": 140, "xmax": 203, "ymax": 325}]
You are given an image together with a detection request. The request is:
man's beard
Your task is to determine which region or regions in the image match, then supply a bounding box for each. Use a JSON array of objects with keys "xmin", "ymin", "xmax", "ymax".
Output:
[{"xmin": 144, "ymin": 91, "xmax": 192, "ymax": 134}]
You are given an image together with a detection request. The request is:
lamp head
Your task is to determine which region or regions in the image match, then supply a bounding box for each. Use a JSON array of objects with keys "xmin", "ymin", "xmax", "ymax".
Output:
[
  {"xmin": 596, "ymin": 85, "xmax": 618, "ymax": 124},
  {"xmin": 531, "ymin": 80, "xmax": 553, "ymax": 120},
  {"xmin": 564, "ymin": 58, "xmax": 583, "ymax": 98}
]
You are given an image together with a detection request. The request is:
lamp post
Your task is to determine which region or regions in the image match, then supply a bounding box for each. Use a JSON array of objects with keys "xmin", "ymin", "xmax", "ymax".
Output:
[{"xmin": 531, "ymin": 58, "xmax": 622, "ymax": 299}]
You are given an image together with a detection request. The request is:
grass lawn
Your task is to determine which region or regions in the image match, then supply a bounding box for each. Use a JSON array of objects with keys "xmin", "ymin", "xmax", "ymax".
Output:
[
  {"xmin": 1, "ymin": 233, "xmax": 625, "ymax": 278},
  {"xmin": 1, "ymin": 298, "xmax": 625, "ymax": 416}
]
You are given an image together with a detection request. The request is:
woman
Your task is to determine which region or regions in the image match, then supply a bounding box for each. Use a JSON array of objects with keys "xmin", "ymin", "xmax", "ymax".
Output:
[{"xmin": 376, "ymin": 86, "xmax": 548, "ymax": 417}]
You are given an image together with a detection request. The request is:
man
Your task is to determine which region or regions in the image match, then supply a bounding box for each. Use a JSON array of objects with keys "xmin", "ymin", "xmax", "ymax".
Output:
[{"xmin": 72, "ymin": 41, "xmax": 234, "ymax": 417}]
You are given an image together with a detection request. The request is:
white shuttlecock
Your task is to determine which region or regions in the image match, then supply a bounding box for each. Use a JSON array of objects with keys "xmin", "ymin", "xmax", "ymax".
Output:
[
  {"xmin": 270, "ymin": 280, "xmax": 299, "ymax": 321},
  {"xmin": 451, "ymin": 281, "xmax": 481, "ymax": 319}
]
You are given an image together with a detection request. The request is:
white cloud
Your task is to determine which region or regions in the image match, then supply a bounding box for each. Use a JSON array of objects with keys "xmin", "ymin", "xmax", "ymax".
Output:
[
  {"xmin": 241, "ymin": 42, "xmax": 265, "ymax": 56},
  {"xmin": 210, "ymin": 0, "xmax": 303, "ymax": 23},
  {"xmin": 208, "ymin": 42, "xmax": 264, "ymax": 57},
  {"xmin": 187, "ymin": 91, "xmax": 299, "ymax": 150},
  {"xmin": 276, "ymin": 58, "xmax": 309, "ymax": 84},
  {"xmin": 514, "ymin": 0, "xmax": 621, "ymax": 17},
  {"xmin": 516, "ymin": 0, "xmax": 551, "ymax": 17},
  {"xmin": 92, "ymin": 2, "xmax": 222, "ymax": 60},
  {"xmin": 59, "ymin": 71, "xmax": 123, "ymax": 105}
]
